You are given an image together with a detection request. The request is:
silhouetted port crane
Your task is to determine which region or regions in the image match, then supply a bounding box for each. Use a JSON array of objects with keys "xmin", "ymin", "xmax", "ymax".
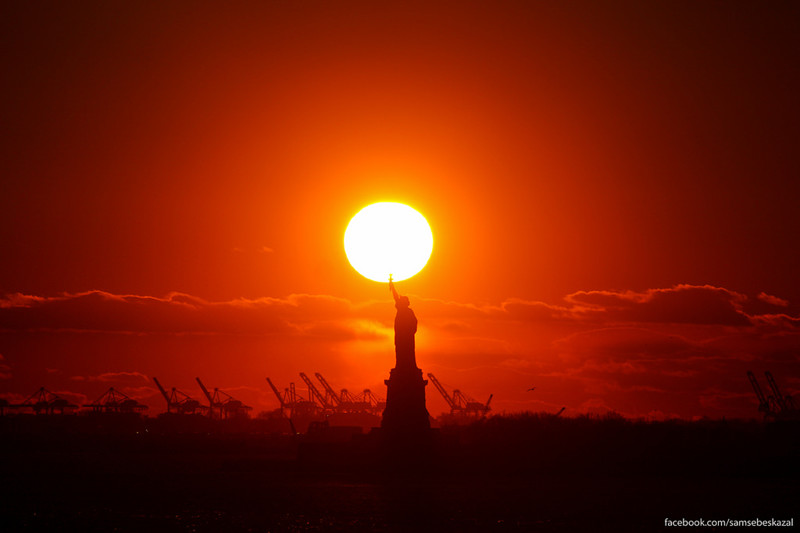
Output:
[
  {"xmin": 267, "ymin": 378, "xmax": 319, "ymax": 418},
  {"xmin": 765, "ymin": 371, "xmax": 794, "ymax": 412},
  {"xmin": 362, "ymin": 389, "xmax": 386, "ymax": 415},
  {"xmin": 315, "ymin": 373, "xmax": 379, "ymax": 413},
  {"xmin": 747, "ymin": 371, "xmax": 772, "ymax": 416},
  {"xmin": 314, "ymin": 373, "xmax": 342, "ymax": 408},
  {"xmin": 428, "ymin": 373, "xmax": 457, "ymax": 412},
  {"xmin": 427, "ymin": 373, "xmax": 492, "ymax": 417},
  {"xmin": 748, "ymin": 370, "xmax": 798, "ymax": 421},
  {"xmin": 153, "ymin": 377, "xmax": 206, "ymax": 415},
  {"xmin": 85, "ymin": 387, "xmax": 148, "ymax": 414},
  {"xmin": 266, "ymin": 377, "xmax": 324, "ymax": 434},
  {"xmin": 16, "ymin": 387, "xmax": 78, "ymax": 415},
  {"xmin": 196, "ymin": 377, "xmax": 252, "ymax": 420},
  {"xmin": 266, "ymin": 377, "xmax": 288, "ymax": 412},
  {"xmin": 338, "ymin": 388, "xmax": 373, "ymax": 413},
  {"xmin": 264, "ymin": 377, "xmax": 298, "ymax": 433},
  {"xmin": 299, "ymin": 372, "xmax": 333, "ymax": 412}
]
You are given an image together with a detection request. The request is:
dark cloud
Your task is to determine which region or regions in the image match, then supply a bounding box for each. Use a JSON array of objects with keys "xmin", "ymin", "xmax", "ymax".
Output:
[
  {"xmin": 565, "ymin": 285, "xmax": 751, "ymax": 326},
  {"xmin": 547, "ymin": 327, "xmax": 712, "ymax": 398},
  {"xmin": 53, "ymin": 390, "xmax": 89, "ymax": 407},
  {"xmin": 71, "ymin": 371, "xmax": 150, "ymax": 383},
  {"xmin": 3, "ymin": 285, "xmax": 793, "ymax": 339},
  {"xmin": 500, "ymin": 299, "xmax": 570, "ymax": 321},
  {"xmin": 0, "ymin": 290, "xmax": 379, "ymax": 340},
  {"xmin": 757, "ymin": 292, "xmax": 789, "ymax": 307},
  {"xmin": 554, "ymin": 327, "xmax": 696, "ymax": 361},
  {"xmin": 546, "ymin": 323, "xmax": 800, "ymax": 419},
  {"xmin": 750, "ymin": 313, "xmax": 800, "ymax": 329},
  {"xmin": 114, "ymin": 385, "xmax": 158, "ymax": 401}
]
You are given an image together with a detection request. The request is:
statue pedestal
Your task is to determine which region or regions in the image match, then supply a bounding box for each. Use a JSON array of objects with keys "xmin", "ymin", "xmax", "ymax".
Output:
[{"xmin": 381, "ymin": 367, "xmax": 431, "ymax": 436}]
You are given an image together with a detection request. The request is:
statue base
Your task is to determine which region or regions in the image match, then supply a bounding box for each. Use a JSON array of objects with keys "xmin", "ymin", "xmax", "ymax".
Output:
[{"xmin": 381, "ymin": 367, "xmax": 431, "ymax": 436}]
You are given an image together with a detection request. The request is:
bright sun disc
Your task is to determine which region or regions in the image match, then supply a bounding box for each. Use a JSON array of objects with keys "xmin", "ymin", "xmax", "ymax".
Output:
[{"xmin": 344, "ymin": 202, "xmax": 433, "ymax": 282}]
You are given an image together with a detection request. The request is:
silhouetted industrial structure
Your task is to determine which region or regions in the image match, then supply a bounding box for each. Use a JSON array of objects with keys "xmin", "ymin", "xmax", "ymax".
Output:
[
  {"xmin": 196, "ymin": 377, "xmax": 252, "ymax": 419},
  {"xmin": 748, "ymin": 370, "xmax": 798, "ymax": 420},
  {"xmin": 14, "ymin": 387, "xmax": 78, "ymax": 415},
  {"xmin": 266, "ymin": 374, "xmax": 386, "ymax": 432},
  {"xmin": 267, "ymin": 377, "xmax": 319, "ymax": 419},
  {"xmin": 314, "ymin": 372, "xmax": 344, "ymax": 410},
  {"xmin": 153, "ymin": 377, "xmax": 207, "ymax": 415},
  {"xmin": 361, "ymin": 388, "xmax": 386, "ymax": 414},
  {"xmin": 299, "ymin": 372, "xmax": 332, "ymax": 411},
  {"xmin": 313, "ymin": 373, "xmax": 385, "ymax": 415},
  {"xmin": 428, "ymin": 373, "xmax": 492, "ymax": 417},
  {"xmin": 85, "ymin": 387, "xmax": 148, "ymax": 414},
  {"xmin": 266, "ymin": 377, "xmax": 325, "ymax": 433}
]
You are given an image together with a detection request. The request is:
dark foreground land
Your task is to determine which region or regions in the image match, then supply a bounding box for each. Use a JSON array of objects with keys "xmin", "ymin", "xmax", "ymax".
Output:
[{"xmin": 1, "ymin": 414, "xmax": 797, "ymax": 532}]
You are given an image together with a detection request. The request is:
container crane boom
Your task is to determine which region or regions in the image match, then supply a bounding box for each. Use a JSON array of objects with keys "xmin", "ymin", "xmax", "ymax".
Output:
[
  {"xmin": 747, "ymin": 371, "xmax": 771, "ymax": 414},
  {"xmin": 764, "ymin": 371, "xmax": 788, "ymax": 412},
  {"xmin": 314, "ymin": 373, "xmax": 341, "ymax": 406},
  {"xmin": 299, "ymin": 372, "xmax": 329, "ymax": 409},
  {"xmin": 452, "ymin": 389, "xmax": 469, "ymax": 409},
  {"xmin": 152, "ymin": 377, "xmax": 171, "ymax": 405},
  {"xmin": 195, "ymin": 377, "xmax": 214, "ymax": 403},
  {"xmin": 195, "ymin": 377, "xmax": 216, "ymax": 417},
  {"xmin": 266, "ymin": 377, "xmax": 286, "ymax": 408},
  {"xmin": 427, "ymin": 373, "xmax": 457, "ymax": 410}
]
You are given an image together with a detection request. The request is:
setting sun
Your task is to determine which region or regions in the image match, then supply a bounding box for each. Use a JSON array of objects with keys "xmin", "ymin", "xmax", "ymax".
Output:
[{"xmin": 344, "ymin": 202, "xmax": 433, "ymax": 282}]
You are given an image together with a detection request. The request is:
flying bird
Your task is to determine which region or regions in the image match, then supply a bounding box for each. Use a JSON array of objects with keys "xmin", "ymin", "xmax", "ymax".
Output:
[{"xmin": 527, "ymin": 387, "xmax": 536, "ymax": 392}]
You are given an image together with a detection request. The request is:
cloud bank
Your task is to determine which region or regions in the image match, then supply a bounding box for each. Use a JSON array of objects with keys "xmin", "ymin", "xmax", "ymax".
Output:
[{"xmin": 0, "ymin": 285, "xmax": 797, "ymax": 419}]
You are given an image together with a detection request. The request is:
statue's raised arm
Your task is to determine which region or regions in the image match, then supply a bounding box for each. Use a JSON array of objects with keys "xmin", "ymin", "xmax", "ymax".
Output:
[{"xmin": 389, "ymin": 274, "xmax": 400, "ymax": 303}]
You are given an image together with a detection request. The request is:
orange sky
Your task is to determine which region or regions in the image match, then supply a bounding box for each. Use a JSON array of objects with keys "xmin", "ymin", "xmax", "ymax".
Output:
[{"xmin": 2, "ymin": 2, "xmax": 799, "ymax": 419}]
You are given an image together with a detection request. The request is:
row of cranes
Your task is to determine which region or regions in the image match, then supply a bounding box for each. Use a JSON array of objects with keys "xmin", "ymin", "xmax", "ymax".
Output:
[
  {"xmin": 6, "ymin": 371, "xmax": 798, "ymax": 423},
  {"xmin": 0, "ymin": 373, "xmax": 492, "ymax": 422},
  {"xmin": 266, "ymin": 373, "xmax": 386, "ymax": 418},
  {"xmin": 1, "ymin": 379, "xmax": 255, "ymax": 418},
  {"xmin": 85, "ymin": 387, "xmax": 148, "ymax": 414},
  {"xmin": 748, "ymin": 370, "xmax": 798, "ymax": 421},
  {"xmin": 1, "ymin": 386, "xmax": 148, "ymax": 415},
  {"xmin": 153, "ymin": 377, "xmax": 252, "ymax": 419},
  {"xmin": 2, "ymin": 375, "xmax": 383, "ymax": 420}
]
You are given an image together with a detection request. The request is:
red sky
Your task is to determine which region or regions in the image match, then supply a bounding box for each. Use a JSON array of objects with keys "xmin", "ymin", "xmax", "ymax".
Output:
[{"xmin": 2, "ymin": 2, "xmax": 799, "ymax": 419}]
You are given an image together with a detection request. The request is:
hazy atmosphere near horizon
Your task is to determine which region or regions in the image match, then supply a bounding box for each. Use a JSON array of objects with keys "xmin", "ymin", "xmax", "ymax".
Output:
[{"xmin": 2, "ymin": 1, "xmax": 799, "ymax": 421}]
